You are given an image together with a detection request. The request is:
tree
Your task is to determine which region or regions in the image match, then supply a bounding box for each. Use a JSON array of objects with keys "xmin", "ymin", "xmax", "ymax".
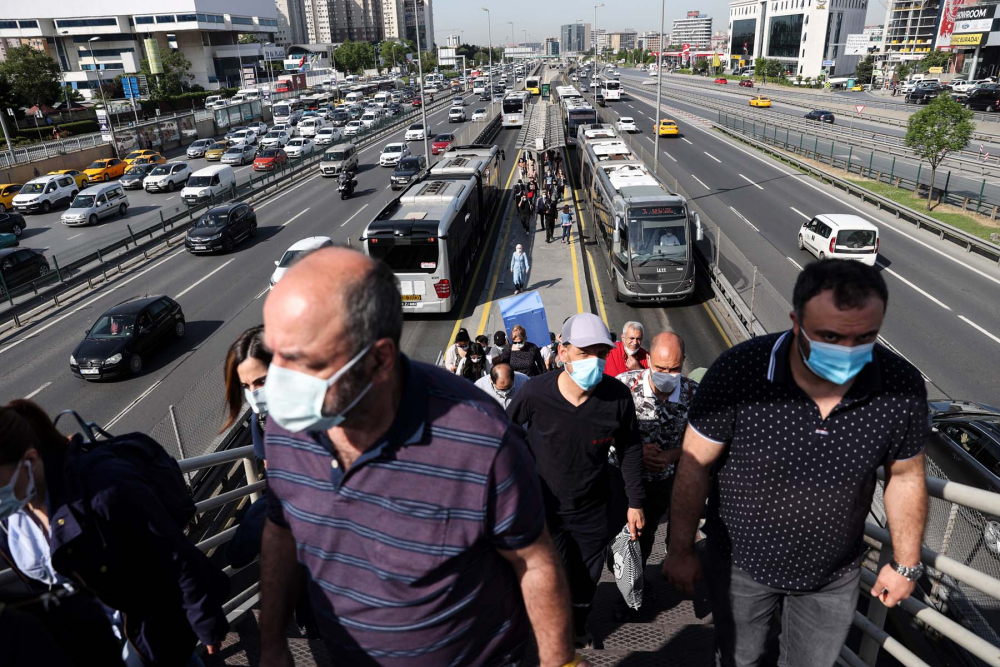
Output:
[
  {"xmin": 237, "ymin": 34, "xmax": 258, "ymax": 44},
  {"xmin": 896, "ymin": 62, "xmax": 912, "ymax": 83},
  {"xmin": 918, "ymin": 49, "xmax": 952, "ymax": 73},
  {"xmin": 855, "ymin": 55, "xmax": 875, "ymax": 84},
  {"xmin": 140, "ymin": 50, "xmax": 194, "ymax": 99},
  {"xmin": 694, "ymin": 57, "xmax": 709, "ymax": 74},
  {"xmin": 473, "ymin": 51, "xmax": 488, "ymax": 66},
  {"xmin": 904, "ymin": 95, "xmax": 974, "ymax": 210},
  {"xmin": 0, "ymin": 46, "xmax": 62, "ymax": 110},
  {"xmin": 334, "ymin": 40, "xmax": 376, "ymax": 74}
]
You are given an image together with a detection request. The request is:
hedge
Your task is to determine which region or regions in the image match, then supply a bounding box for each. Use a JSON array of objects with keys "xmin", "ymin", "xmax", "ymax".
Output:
[
  {"xmin": 13, "ymin": 119, "xmax": 99, "ymax": 140},
  {"xmin": 138, "ymin": 88, "xmax": 239, "ymax": 114}
]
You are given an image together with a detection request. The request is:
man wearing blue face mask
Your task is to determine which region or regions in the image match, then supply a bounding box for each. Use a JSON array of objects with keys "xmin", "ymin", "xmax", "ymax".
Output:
[
  {"xmin": 507, "ymin": 313, "xmax": 646, "ymax": 648},
  {"xmin": 665, "ymin": 259, "xmax": 929, "ymax": 667}
]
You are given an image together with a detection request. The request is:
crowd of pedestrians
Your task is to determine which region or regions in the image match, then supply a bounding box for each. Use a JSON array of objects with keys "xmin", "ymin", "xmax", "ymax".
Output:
[{"xmin": 0, "ymin": 249, "xmax": 931, "ymax": 666}]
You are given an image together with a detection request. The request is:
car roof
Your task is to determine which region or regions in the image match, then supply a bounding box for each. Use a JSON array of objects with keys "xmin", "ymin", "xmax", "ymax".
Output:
[
  {"xmin": 814, "ymin": 213, "xmax": 878, "ymax": 230},
  {"xmin": 0, "ymin": 248, "xmax": 21, "ymax": 258},
  {"xmin": 286, "ymin": 236, "xmax": 333, "ymax": 252},
  {"xmin": 205, "ymin": 202, "xmax": 243, "ymax": 214},
  {"xmin": 104, "ymin": 295, "xmax": 166, "ymax": 315}
]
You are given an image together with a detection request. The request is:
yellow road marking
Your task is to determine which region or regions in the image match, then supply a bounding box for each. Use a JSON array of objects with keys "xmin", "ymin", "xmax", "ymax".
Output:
[
  {"xmin": 475, "ymin": 170, "xmax": 520, "ymax": 336},
  {"xmin": 559, "ymin": 148, "xmax": 585, "ymax": 316},
  {"xmin": 701, "ymin": 301, "xmax": 733, "ymax": 348},
  {"xmin": 566, "ymin": 149, "xmax": 610, "ymax": 327},
  {"xmin": 445, "ymin": 148, "xmax": 522, "ymax": 346}
]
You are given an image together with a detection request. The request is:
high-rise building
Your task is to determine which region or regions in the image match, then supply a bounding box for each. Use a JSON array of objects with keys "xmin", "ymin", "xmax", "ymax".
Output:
[
  {"xmin": 592, "ymin": 28, "xmax": 608, "ymax": 54},
  {"xmin": 545, "ymin": 37, "xmax": 560, "ymax": 55},
  {"xmin": 382, "ymin": 0, "xmax": 405, "ymax": 39},
  {"xmin": 560, "ymin": 23, "xmax": 590, "ymax": 53},
  {"xmin": 403, "ymin": 0, "xmax": 434, "ymax": 50},
  {"xmin": 274, "ymin": 0, "xmax": 308, "ymax": 45},
  {"xmin": 446, "ymin": 33, "xmax": 461, "ymax": 47},
  {"xmin": 883, "ymin": 0, "xmax": 938, "ymax": 68},
  {"xmin": 608, "ymin": 30, "xmax": 637, "ymax": 52},
  {"xmin": 304, "ymin": 0, "xmax": 383, "ymax": 44},
  {"xmin": 672, "ymin": 11, "xmax": 712, "ymax": 49}
]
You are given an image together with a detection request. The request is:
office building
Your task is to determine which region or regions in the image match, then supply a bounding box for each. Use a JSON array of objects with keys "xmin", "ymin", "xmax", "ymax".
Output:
[
  {"xmin": 445, "ymin": 33, "xmax": 461, "ymax": 47},
  {"xmin": 382, "ymin": 0, "xmax": 404, "ymax": 39},
  {"xmin": 274, "ymin": 0, "xmax": 308, "ymax": 46},
  {"xmin": 304, "ymin": 0, "xmax": 382, "ymax": 43},
  {"xmin": 882, "ymin": 0, "xmax": 938, "ymax": 68},
  {"xmin": 402, "ymin": 0, "xmax": 433, "ymax": 50},
  {"xmin": 638, "ymin": 30, "xmax": 662, "ymax": 51},
  {"xmin": 0, "ymin": 0, "xmax": 278, "ymax": 95},
  {"xmin": 672, "ymin": 11, "xmax": 712, "ymax": 49},
  {"xmin": 560, "ymin": 22, "xmax": 590, "ymax": 53},
  {"xmin": 608, "ymin": 30, "xmax": 637, "ymax": 52},
  {"xmin": 545, "ymin": 36, "xmax": 560, "ymax": 56},
  {"xmin": 592, "ymin": 28, "xmax": 607, "ymax": 55},
  {"xmin": 726, "ymin": 0, "xmax": 867, "ymax": 78}
]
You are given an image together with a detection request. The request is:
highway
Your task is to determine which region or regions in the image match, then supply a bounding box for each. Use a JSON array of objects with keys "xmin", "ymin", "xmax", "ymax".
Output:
[{"xmin": 585, "ymin": 74, "xmax": 1000, "ymax": 405}]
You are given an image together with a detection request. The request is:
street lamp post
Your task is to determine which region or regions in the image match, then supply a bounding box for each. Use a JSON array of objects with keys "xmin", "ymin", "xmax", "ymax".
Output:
[
  {"xmin": 508, "ymin": 22, "xmax": 514, "ymax": 66},
  {"xmin": 88, "ymin": 37, "xmax": 119, "ymax": 157},
  {"xmin": 594, "ymin": 4, "xmax": 604, "ymax": 64},
  {"xmin": 653, "ymin": 0, "xmax": 665, "ymax": 170},
  {"xmin": 482, "ymin": 8, "xmax": 494, "ymax": 114},
  {"xmin": 413, "ymin": 0, "xmax": 431, "ymax": 161},
  {"xmin": 235, "ymin": 34, "xmax": 244, "ymax": 89}
]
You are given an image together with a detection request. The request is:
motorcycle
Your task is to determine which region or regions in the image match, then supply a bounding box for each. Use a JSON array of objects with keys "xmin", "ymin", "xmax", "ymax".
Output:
[{"xmin": 338, "ymin": 172, "xmax": 358, "ymax": 200}]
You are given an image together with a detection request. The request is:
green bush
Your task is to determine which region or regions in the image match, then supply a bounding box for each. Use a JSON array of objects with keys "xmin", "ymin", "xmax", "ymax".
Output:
[
  {"xmin": 676, "ymin": 68, "xmax": 692, "ymax": 75},
  {"xmin": 139, "ymin": 88, "xmax": 239, "ymax": 114},
  {"xmin": 14, "ymin": 119, "xmax": 99, "ymax": 139}
]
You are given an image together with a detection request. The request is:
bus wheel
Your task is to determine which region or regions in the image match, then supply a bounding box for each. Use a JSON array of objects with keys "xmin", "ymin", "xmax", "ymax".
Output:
[{"xmin": 612, "ymin": 276, "xmax": 623, "ymax": 303}]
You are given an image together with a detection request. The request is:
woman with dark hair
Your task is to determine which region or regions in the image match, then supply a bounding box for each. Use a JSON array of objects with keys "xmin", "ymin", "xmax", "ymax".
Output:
[
  {"xmin": 459, "ymin": 342, "xmax": 489, "ymax": 381},
  {"xmin": 499, "ymin": 324, "xmax": 546, "ymax": 377},
  {"xmin": 444, "ymin": 328, "xmax": 471, "ymax": 373},
  {"xmin": 223, "ymin": 325, "xmax": 272, "ymax": 461}
]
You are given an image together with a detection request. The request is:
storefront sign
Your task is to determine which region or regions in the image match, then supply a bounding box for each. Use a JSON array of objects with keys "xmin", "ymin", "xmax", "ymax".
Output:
[{"xmin": 951, "ymin": 32, "xmax": 984, "ymax": 45}]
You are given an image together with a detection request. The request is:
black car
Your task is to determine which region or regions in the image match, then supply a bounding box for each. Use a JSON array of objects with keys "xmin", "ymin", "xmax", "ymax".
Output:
[
  {"xmin": 966, "ymin": 88, "xmax": 1000, "ymax": 113},
  {"xmin": 119, "ymin": 164, "xmax": 157, "ymax": 190},
  {"xmin": 0, "ymin": 247, "xmax": 48, "ymax": 295},
  {"xmin": 330, "ymin": 111, "xmax": 350, "ymax": 127},
  {"xmin": 70, "ymin": 295, "xmax": 185, "ymax": 379},
  {"xmin": 184, "ymin": 202, "xmax": 258, "ymax": 254},
  {"xmin": 596, "ymin": 93, "xmax": 606, "ymax": 107},
  {"xmin": 0, "ymin": 212, "xmax": 27, "ymax": 237},
  {"xmin": 390, "ymin": 156, "xmax": 427, "ymax": 191},
  {"xmin": 905, "ymin": 84, "xmax": 944, "ymax": 104},
  {"xmin": 479, "ymin": 92, "xmax": 491, "ymax": 102},
  {"xmin": 804, "ymin": 109, "xmax": 835, "ymax": 123}
]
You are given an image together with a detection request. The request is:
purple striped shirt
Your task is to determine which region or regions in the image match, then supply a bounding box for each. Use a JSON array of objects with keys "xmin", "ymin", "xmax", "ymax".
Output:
[{"xmin": 265, "ymin": 356, "xmax": 545, "ymax": 665}]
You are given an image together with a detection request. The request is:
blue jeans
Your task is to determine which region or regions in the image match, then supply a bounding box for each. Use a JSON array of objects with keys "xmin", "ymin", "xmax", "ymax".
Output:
[
  {"xmin": 700, "ymin": 541, "xmax": 860, "ymax": 667},
  {"xmin": 561, "ymin": 225, "xmax": 571, "ymax": 241}
]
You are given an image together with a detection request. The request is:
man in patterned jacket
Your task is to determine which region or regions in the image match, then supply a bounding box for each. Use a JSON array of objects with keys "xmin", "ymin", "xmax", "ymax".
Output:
[{"xmin": 610, "ymin": 331, "xmax": 696, "ymax": 581}]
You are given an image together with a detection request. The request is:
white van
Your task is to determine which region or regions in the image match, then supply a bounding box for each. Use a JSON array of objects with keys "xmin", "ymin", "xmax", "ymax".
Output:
[
  {"xmin": 797, "ymin": 214, "xmax": 879, "ymax": 266},
  {"xmin": 13, "ymin": 174, "xmax": 79, "ymax": 214},
  {"xmin": 61, "ymin": 182, "xmax": 129, "ymax": 226},
  {"xmin": 236, "ymin": 87, "xmax": 262, "ymax": 101},
  {"xmin": 297, "ymin": 116, "xmax": 329, "ymax": 138},
  {"xmin": 181, "ymin": 165, "xmax": 237, "ymax": 205},
  {"xmin": 205, "ymin": 95, "xmax": 223, "ymax": 107}
]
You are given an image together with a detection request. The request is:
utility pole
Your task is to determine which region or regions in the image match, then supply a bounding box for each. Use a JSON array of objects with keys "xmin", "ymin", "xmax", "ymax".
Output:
[
  {"xmin": 482, "ymin": 8, "xmax": 493, "ymax": 114},
  {"xmin": 653, "ymin": 0, "xmax": 665, "ymax": 171},
  {"xmin": 413, "ymin": 0, "xmax": 431, "ymax": 161}
]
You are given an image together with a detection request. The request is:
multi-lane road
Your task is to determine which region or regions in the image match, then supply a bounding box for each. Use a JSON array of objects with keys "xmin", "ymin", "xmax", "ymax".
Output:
[{"xmin": 588, "ymin": 72, "xmax": 1000, "ymax": 405}]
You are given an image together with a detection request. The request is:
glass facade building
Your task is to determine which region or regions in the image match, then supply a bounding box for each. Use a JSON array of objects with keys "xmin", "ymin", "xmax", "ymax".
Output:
[{"xmin": 767, "ymin": 13, "xmax": 804, "ymax": 57}]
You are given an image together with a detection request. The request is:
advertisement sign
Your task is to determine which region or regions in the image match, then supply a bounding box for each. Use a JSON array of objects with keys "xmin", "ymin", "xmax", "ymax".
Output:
[
  {"xmin": 144, "ymin": 38, "xmax": 163, "ymax": 75},
  {"xmin": 954, "ymin": 18, "xmax": 994, "ymax": 32},
  {"xmin": 96, "ymin": 109, "xmax": 112, "ymax": 142},
  {"xmin": 438, "ymin": 47, "xmax": 456, "ymax": 66},
  {"xmin": 936, "ymin": 0, "xmax": 969, "ymax": 48},
  {"xmin": 122, "ymin": 76, "xmax": 141, "ymax": 99},
  {"xmin": 823, "ymin": 59, "xmax": 836, "ymax": 66},
  {"xmin": 951, "ymin": 32, "xmax": 984, "ymax": 45},
  {"xmin": 845, "ymin": 34, "xmax": 872, "ymax": 55}
]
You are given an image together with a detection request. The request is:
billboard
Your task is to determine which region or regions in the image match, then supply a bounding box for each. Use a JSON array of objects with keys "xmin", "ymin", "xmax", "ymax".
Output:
[
  {"xmin": 144, "ymin": 38, "xmax": 163, "ymax": 74},
  {"xmin": 844, "ymin": 34, "xmax": 872, "ymax": 55},
  {"xmin": 438, "ymin": 47, "xmax": 456, "ymax": 66},
  {"xmin": 936, "ymin": 0, "xmax": 969, "ymax": 48}
]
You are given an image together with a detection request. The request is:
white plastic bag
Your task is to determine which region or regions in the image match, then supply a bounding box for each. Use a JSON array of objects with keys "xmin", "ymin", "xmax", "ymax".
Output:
[{"xmin": 610, "ymin": 523, "xmax": 644, "ymax": 610}]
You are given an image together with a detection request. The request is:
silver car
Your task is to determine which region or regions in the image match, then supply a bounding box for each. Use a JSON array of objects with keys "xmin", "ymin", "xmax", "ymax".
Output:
[{"xmin": 221, "ymin": 144, "xmax": 256, "ymax": 165}]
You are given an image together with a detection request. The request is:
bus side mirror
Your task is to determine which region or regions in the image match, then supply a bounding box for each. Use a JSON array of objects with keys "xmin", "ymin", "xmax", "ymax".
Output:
[{"xmin": 694, "ymin": 212, "xmax": 704, "ymax": 242}]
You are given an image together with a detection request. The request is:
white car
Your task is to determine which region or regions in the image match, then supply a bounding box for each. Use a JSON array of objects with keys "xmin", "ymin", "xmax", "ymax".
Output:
[
  {"xmin": 448, "ymin": 107, "xmax": 466, "ymax": 123},
  {"xmin": 284, "ymin": 138, "xmax": 315, "ymax": 158},
  {"xmin": 797, "ymin": 214, "xmax": 880, "ymax": 267},
  {"xmin": 471, "ymin": 108, "xmax": 488, "ymax": 122},
  {"xmin": 360, "ymin": 113, "xmax": 378, "ymax": 128},
  {"xmin": 379, "ymin": 142, "xmax": 411, "ymax": 167},
  {"xmin": 260, "ymin": 130, "xmax": 290, "ymax": 148},
  {"xmin": 270, "ymin": 236, "xmax": 334, "ymax": 288},
  {"xmin": 314, "ymin": 127, "xmax": 342, "ymax": 146},
  {"xmin": 246, "ymin": 121, "xmax": 268, "ymax": 136},
  {"xmin": 143, "ymin": 162, "xmax": 192, "ymax": 192},
  {"xmin": 229, "ymin": 129, "xmax": 258, "ymax": 145},
  {"xmin": 221, "ymin": 143, "xmax": 256, "ymax": 165},
  {"xmin": 571, "ymin": 74, "xmax": 578, "ymax": 81},
  {"xmin": 344, "ymin": 120, "xmax": 364, "ymax": 137},
  {"xmin": 405, "ymin": 123, "xmax": 426, "ymax": 141},
  {"xmin": 616, "ymin": 117, "xmax": 638, "ymax": 133}
]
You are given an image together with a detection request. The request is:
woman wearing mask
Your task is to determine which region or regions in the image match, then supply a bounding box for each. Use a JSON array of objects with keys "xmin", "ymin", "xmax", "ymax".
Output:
[
  {"xmin": 510, "ymin": 244, "xmax": 530, "ymax": 295},
  {"xmin": 491, "ymin": 330, "xmax": 509, "ymax": 364},
  {"xmin": 459, "ymin": 342, "xmax": 490, "ymax": 381},
  {"xmin": 445, "ymin": 328, "xmax": 471, "ymax": 373},
  {"xmin": 223, "ymin": 325, "xmax": 271, "ymax": 462},
  {"xmin": 499, "ymin": 324, "xmax": 546, "ymax": 377}
]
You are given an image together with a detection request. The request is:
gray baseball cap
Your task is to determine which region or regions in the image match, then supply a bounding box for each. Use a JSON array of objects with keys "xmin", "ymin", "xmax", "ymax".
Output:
[{"xmin": 561, "ymin": 313, "xmax": 614, "ymax": 349}]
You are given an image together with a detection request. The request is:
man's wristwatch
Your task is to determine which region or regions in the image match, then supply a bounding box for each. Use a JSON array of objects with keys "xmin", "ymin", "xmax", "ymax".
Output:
[{"xmin": 890, "ymin": 559, "xmax": 925, "ymax": 581}]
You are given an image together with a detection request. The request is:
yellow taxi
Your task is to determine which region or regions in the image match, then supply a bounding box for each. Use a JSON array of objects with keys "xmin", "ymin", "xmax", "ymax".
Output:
[
  {"xmin": 0, "ymin": 184, "xmax": 22, "ymax": 213},
  {"xmin": 658, "ymin": 119, "xmax": 680, "ymax": 136},
  {"xmin": 83, "ymin": 158, "xmax": 127, "ymax": 182},
  {"xmin": 48, "ymin": 169, "xmax": 90, "ymax": 189},
  {"xmin": 130, "ymin": 153, "xmax": 166, "ymax": 167},
  {"xmin": 124, "ymin": 149, "xmax": 160, "ymax": 166},
  {"xmin": 749, "ymin": 95, "xmax": 772, "ymax": 108},
  {"xmin": 204, "ymin": 142, "xmax": 229, "ymax": 161},
  {"xmin": 851, "ymin": 84, "xmax": 863, "ymax": 92}
]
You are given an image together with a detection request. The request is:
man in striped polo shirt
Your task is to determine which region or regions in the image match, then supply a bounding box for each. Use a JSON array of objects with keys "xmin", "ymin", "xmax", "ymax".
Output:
[{"xmin": 259, "ymin": 248, "xmax": 586, "ymax": 667}]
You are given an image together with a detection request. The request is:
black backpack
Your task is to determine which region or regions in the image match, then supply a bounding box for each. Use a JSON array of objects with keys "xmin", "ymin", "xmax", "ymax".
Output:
[{"xmin": 55, "ymin": 411, "xmax": 196, "ymax": 529}]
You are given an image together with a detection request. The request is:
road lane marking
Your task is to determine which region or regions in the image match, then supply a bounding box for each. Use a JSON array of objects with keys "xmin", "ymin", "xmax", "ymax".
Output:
[
  {"xmin": 67, "ymin": 233, "xmax": 84, "ymax": 240},
  {"xmin": 789, "ymin": 207, "xmax": 810, "ymax": 220},
  {"xmin": 739, "ymin": 174, "xmax": 764, "ymax": 190},
  {"xmin": 645, "ymin": 136, "xmax": 654, "ymax": 144},
  {"xmin": 663, "ymin": 150, "xmax": 678, "ymax": 162},
  {"xmin": 281, "ymin": 208, "xmax": 310, "ymax": 227},
  {"xmin": 24, "ymin": 382, "xmax": 51, "ymax": 399},
  {"xmin": 105, "ymin": 380, "xmax": 160, "ymax": 430},
  {"xmin": 878, "ymin": 263, "xmax": 951, "ymax": 310},
  {"xmin": 787, "ymin": 257, "xmax": 803, "ymax": 270},
  {"xmin": 165, "ymin": 196, "xmax": 176, "ymax": 201},
  {"xmin": 682, "ymin": 138, "xmax": 693, "ymax": 145},
  {"xmin": 255, "ymin": 286, "xmax": 269, "ymax": 300},
  {"xmin": 692, "ymin": 175, "xmax": 711, "ymax": 190},
  {"xmin": 959, "ymin": 316, "xmax": 1000, "ymax": 345},
  {"xmin": 704, "ymin": 151, "xmax": 721, "ymax": 163},
  {"xmin": 729, "ymin": 206, "xmax": 759, "ymax": 232},
  {"xmin": 176, "ymin": 258, "xmax": 236, "ymax": 298},
  {"xmin": 340, "ymin": 203, "xmax": 370, "ymax": 228}
]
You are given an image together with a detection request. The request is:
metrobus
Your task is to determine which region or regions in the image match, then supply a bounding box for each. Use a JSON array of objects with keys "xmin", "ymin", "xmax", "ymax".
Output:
[
  {"xmin": 362, "ymin": 176, "xmax": 489, "ymax": 313},
  {"xmin": 472, "ymin": 77, "xmax": 487, "ymax": 94},
  {"xmin": 601, "ymin": 78, "xmax": 622, "ymax": 101},
  {"xmin": 502, "ymin": 91, "xmax": 531, "ymax": 128},
  {"xmin": 554, "ymin": 85, "xmax": 582, "ymax": 103},
  {"xmin": 525, "ymin": 76, "xmax": 541, "ymax": 95},
  {"xmin": 561, "ymin": 99, "xmax": 599, "ymax": 147},
  {"xmin": 272, "ymin": 99, "xmax": 304, "ymax": 126},
  {"xmin": 430, "ymin": 144, "xmax": 502, "ymax": 214},
  {"xmin": 578, "ymin": 133, "xmax": 702, "ymax": 303}
]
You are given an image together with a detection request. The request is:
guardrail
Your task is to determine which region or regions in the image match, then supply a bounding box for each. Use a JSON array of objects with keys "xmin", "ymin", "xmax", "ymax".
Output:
[{"xmin": 0, "ymin": 94, "xmax": 461, "ymax": 331}]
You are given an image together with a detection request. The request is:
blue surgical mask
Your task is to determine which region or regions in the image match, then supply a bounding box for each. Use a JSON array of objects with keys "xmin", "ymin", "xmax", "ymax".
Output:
[
  {"xmin": 798, "ymin": 330, "xmax": 874, "ymax": 385},
  {"xmin": 265, "ymin": 344, "xmax": 373, "ymax": 433},
  {"xmin": 568, "ymin": 356, "xmax": 605, "ymax": 391},
  {"xmin": 244, "ymin": 387, "xmax": 267, "ymax": 417},
  {"xmin": 0, "ymin": 459, "xmax": 35, "ymax": 522}
]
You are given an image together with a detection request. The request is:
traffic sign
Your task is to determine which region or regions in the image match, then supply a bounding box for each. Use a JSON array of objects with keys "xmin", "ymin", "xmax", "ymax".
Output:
[{"xmin": 854, "ymin": 104, "xmax": 866, "ymax": 114}]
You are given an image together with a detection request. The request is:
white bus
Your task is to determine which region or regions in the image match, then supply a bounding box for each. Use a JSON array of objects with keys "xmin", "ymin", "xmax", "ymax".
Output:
[
  {"xmin": 472, "ymin": 77, "xmax": 487, "ymax": 94},
  {"xmin": 272, "ymin": 99, "xmax": 304, "ymax": 126},
  {"xmin": 561, "ymin": 99, "xmax": 599, "ymax": 147},
  {"xmin": 601, "ymin": 78, "xmax": 622, "ymax": 101},
  {"xmin": 501, "ymin": 91, "xmax": 531, "ymax": 128}
]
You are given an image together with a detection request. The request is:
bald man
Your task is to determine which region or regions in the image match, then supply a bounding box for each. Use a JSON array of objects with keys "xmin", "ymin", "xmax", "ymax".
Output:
[
  {"xmin": 609, "ymin": 331, "xmax": 698, "ymax": 600},
  {"xmin": 474, "ymin": 362, "xmax": 529, "ymax": 409},
  {"xmin": 258, "ymin": 248, "xmax": 584, "ymax": 667}
]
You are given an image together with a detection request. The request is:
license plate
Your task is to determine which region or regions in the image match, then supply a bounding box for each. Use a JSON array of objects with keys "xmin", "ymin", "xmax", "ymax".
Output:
[
  {"xmin": 194, "ymin": 245, "xmax": 206, "ymax": 250},
  {"xmin": 80, "ymin": 368, "xmax": 99, "ymax": 375},
  {"xmin": 401, "ymin": 295, "xmax": 422, "ymax": 301}
]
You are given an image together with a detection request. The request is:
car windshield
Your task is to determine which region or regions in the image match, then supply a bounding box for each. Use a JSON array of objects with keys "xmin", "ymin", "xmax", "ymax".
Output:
[
  {"xmin": 195, "ymin": 210, "xmax": 230, "ymax": 227},
  {"xmin": 627, "ymin": 209, "xmax": 688, "ymax": 265},
  {"xmin": 325, "ymin": 151, "xmax": 347, "ymax": 160},
  {"xmin": 187, "ymin": 176, "xmax": 211, "ymax": 187},
  {"xmin": 88, "ymin": 161, "xmax": 108, "ymax": 169},
  {"xmin": 384, "ymin": 145, "xmax": 402, "ymax": 153},
  {"xmin": 22, "ymin": 183, "xmax": 45, "ymax": 194},
  {"xmin": 434, "ymin": 135, "xmax": 452, "ymax": 142},
  {"xmin": 225, "ymin": 147, "xmax": 242, "ymax": 154},
  {"xmin": 125, "ymin": 166, "xmax": 148, "ymax": 175},
  {"xmin": 397, "ymin": 157, "xmax": 421, "ymax": 170},
  {"xmin": 228, "ymin": 127, "xmax": 245, "ymax": 134},
  {"xmin": 409, "ymin": 124, "xmax": 423, "ymax": 130},
  {"xmin": 259, "ymin": 149, "xmax": 280, "ymax": 158},
  {"xmin": 150, "ymin": 165, "xmax": 171, "ymax": 175},
  {"xmin": 210, "ymin": 143, "xmax": 227, "ymax": 150},
  {"xmin": 289, "ymin": 139, "xmax": 303, "ymax": 145},
  {"xmin": 89, "ymin": 314, "xmax": 135, "ymax": 339},
  {"xmin": 278, "ymin": 249, "xmax": 310, "ymax": 268},
  {"xmin": 126, "ymin": 152, "xmax": 145, "ymax": 159},
  {"xmin": 71, "ymin": 195, "xmax": 96, "ymax": 208}
]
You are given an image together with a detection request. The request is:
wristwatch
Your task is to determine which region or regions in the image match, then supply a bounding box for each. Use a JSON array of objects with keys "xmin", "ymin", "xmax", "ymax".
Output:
[{"xmin": 890, "ymin": 559, "xmax": 925, "ymax": 581}]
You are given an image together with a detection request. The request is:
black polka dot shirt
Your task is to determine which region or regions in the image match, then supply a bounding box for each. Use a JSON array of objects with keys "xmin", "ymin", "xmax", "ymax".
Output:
[{"xmin": 688, "ymin": 331, "xmax": 929, "ymax": 590}]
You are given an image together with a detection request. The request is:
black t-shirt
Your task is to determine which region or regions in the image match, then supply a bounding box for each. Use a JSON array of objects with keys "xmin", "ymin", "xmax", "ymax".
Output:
[{"xmin": 507, "ymin": 370, "xmax": 645, "ymax": 515}]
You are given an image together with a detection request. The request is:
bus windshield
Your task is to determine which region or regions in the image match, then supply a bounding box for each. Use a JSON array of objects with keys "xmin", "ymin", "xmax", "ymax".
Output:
[
  {"xmin": 628, "ymin": 207, "xmax": 688, "ymax": 266},
  {"xmin": 567, "ymin": 109, "xmax": 598, "ymax": 128},
  {"xmin": 273, "ymin": 104, "xmax": 290, "ymax": 116},
  {"xmin": 366, "ymin": 238, "xmax": 439, "ymax": 273},
  {"xmin": 503, "ymin": 98, "xmax": 525, "ymax": 114},
  {"xmin": 604, "ymin": 81, "xmax": 621, "ymax": 90}
]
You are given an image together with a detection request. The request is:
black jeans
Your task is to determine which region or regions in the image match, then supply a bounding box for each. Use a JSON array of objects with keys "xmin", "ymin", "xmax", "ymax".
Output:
[
  {"xmin": 545, "ymin": 216, "xmax": 556, "ymax": 242},
  {"xmin": 548, "ymin": 504, "xmax": 612, "ymax": 636},
  {"xmin": 701, "ymin": 542, "xmax": 861, "ymax": 667}
]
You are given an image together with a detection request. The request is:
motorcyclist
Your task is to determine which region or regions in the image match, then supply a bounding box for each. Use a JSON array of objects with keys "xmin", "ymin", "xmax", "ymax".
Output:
[{"xmin": 338, "ymin": 170, "xmax": 356, "ymax": 197}]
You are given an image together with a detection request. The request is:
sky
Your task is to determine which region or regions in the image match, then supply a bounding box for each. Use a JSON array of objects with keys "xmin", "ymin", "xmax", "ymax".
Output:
[{"xmin": 431, "ymin": 0, "xmax": 886, "ymax": 46}]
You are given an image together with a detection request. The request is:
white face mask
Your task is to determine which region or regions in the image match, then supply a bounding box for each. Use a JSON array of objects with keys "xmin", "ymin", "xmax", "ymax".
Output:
[
  {"xmin": 624, "ymin": 345, "xmax": 639, "ymax": 356},
  {"xmin": 244, "ymin": 386, "xmax": 267, "ymax": 416},
  {"xmin": 650, "ymin": 370, "xmax": 681, "ymax": 394},
  {"xmin": 0, "ymin": 459, "xmax": 35, "ymax": 522},
  {"xmin": 511, "ymin": 342, "xmax": 524, "ymax": 351}
]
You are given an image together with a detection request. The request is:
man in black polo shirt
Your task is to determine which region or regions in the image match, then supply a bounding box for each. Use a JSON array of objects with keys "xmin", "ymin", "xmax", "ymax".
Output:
[
  {"xmin": 665, "ymin": 260, "xmax": 929, "ymax": 667},
  {"xmin": 508, "ymin": 313, "xmax": 646, "ymax": 648}
]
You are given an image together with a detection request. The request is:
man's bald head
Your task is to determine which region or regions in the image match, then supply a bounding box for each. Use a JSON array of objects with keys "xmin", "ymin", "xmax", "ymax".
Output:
[
  {"xmin": 490, "ymin": 363, "xmax": 514, "ymax": 391},
  {"xmin": 648, "ymin": 331, "xmax": 684, "ymax": 374}
]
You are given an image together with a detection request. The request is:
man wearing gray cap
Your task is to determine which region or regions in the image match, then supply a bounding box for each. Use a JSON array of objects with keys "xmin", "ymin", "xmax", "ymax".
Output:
[{"xmin": 508, "ymin": 313, "xmax": 646, "ymax": 647}]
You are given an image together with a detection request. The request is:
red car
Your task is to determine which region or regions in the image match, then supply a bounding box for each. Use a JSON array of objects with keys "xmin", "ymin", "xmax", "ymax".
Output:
[
  {"xmin": 411, "ymin": 97, "xmax": 423, "ymax": 108},
  {"xmin": 738, "ymin": 79, "xmax": 754, "ymax": 88},
  {"xmin": 253, "ymin": 147, "xmax": 288, "ymax": 172},
  {"xmin": 714, "ymin": 77, "xmax": 728, "ymax": 84},
  {"xmin": 430, "ymin": 133, "xmax": 455, "ymax": 155}
]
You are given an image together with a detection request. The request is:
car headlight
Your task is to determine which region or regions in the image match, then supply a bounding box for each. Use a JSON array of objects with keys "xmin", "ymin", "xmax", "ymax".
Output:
[
  {"xmin": 104, "ymin": 353, "xmax": 122, "ymax": 365},
  {"xmin": 70, "ymin": 354, "xmax": 77, "ymax": 365},
  {"xmin": 199, "ymin": 189, "xmax": 210, "ymax": 196},
  {"xmin": 206, "ymin": 232, "xmax": 223, "ymax": 241}
]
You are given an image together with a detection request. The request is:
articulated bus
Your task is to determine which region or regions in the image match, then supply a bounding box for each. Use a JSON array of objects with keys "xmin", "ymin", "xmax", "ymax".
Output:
[
  {"xmin": 501, "ymin": 91, "xmax": 531, "ymax": 128},
  {"xmin": 525, "ymin": 76, "xmax": 541, "ymax": 95},
  {"xmin": 578, "ymin": 130, "xmax": 703, "ymax": 303},
  {"xmin": 553, "ymin": 85, "xmax": 582, "ymax": 103},
  {"xmin": 362, "ymin": 177, "xmax": 489, "ymax": 313},
  {"xmin": 561, "ymin": 99, "xmax": 599, "ymax": 147},
  {"xmin": 430, "ymin": 144, "xmax": 503, "ymax": 214},
  {"xmin": 601, "ymin": 78, "xmax": 622, "ymax": 101}
]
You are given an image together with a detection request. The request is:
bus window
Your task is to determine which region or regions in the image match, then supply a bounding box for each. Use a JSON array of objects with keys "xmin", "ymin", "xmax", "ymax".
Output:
[{"xmin": 366, "ymin": 238, "xmax": 438, "ymax": 273}]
